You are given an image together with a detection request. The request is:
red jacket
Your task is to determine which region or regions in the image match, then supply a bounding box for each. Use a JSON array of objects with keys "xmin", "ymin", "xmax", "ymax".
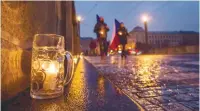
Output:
[{"xmin": 89, "ymin": 40, "xmax": 97, "ymax": 49}]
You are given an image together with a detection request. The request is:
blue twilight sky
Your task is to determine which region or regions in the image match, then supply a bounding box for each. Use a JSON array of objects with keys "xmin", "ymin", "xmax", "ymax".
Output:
[{"xmin": 75, "ymin": 1, "xmax": 199, "ymax": 40}]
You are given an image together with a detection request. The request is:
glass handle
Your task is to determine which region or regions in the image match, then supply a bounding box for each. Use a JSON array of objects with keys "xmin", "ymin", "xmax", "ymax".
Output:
[{"xmin": 64, "ymin": 51, "xmax": 74, "ymax": 86}]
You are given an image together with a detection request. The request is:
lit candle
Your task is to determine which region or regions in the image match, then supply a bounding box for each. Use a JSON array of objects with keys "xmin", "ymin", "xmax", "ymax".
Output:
[
  {"xmin": 100, "ymin": 31, "xmax": 104, "ymax": 35},
  {"xmin": 118, "ymin": 31, "xmax": 122, "ymax": 35},
  {"xmin": 42, "ymin": 61, "xmax": 59, "ymax": 90}
]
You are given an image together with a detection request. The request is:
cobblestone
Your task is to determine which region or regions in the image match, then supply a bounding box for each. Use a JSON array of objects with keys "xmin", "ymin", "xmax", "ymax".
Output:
[
  {"xmin": 180, "ymin": 101, "xmax": 199, "ymax": 110},
  {"xmin": 161, "ymin": 103, "xmax": 192, "ymax": 111},
  {"xmin": 86, "ymin": 55, "xmax": 199, "ymax": 111},
  {"xmin": 144, "ymin": 105, "xmax": 164, "ymax": 111}
]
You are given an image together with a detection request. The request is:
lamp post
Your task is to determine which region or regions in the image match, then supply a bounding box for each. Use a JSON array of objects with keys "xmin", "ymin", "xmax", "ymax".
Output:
[
  {"xmin": 76, "ymin": 15, "xmax": 82, "ymax": 37},
  {"xmin": 142, "ymin": 14, "xmax": 149, "ymax": 45},
  {"xmin": 76, "ymin": 15, "xmax": 82, "ymax": 55}
]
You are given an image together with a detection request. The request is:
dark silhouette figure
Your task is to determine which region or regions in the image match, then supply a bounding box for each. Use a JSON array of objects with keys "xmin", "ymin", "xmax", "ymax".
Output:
[
  {"xmin": 104, "ymin": 41, "xmax": 110, "ymax": 56},
  {"xmin": 94, "ymin": 17, "xmax": 109, "ymax": 59},
  {"xmin": 117, "ymin": 22, "xmax": 129, "ymax": 58}
]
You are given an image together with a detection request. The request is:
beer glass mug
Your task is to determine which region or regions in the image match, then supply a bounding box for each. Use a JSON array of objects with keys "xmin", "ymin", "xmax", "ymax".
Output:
[{"xmin": 30, "ymin": 34, "xmax": 74, "ymax": 99}]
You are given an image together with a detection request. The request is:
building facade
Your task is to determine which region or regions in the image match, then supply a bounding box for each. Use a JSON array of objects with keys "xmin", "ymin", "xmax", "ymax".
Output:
[
  {"xmin": 181, "ymin": 31, "xmax": 199, "ymax": 46},
  {"xmin": 128, "ymin": 26, "xmax": 199, "ymax": 49},
  {"xmin": 80, "ymin": 37, "xmax": 94, "ymax": 52}
]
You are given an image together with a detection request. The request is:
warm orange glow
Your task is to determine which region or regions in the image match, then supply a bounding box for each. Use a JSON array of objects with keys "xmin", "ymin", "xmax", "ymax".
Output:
[
  {"xmin": 73, "ymin": 57, "xmax": 78, "ymax": 64},
  {"xmin": 80, "ymin": 55, "xmax": 83, "ymax": 59},
  {"xmin": 100, "ymin": 31, "xmax": 104, "ymax": 35},
  {"xmin": 97, "ymin": 75, "xmax": 105, "ymax": 102},
  {"xmin": 67, "ymin": 60, "xmax": 87, "ymax": 108},
  {"xmin": 43, "ymin": 61, "xmax": 59, "ymax": 90},
  {"xmin": 46, "ymin": 63, "xmax": 58, "ymax": 74},
  {"xmin": 118, "ymin": 50, "xmax": 122, "ymax": 53},
  {"xmin": 135, "ymin": 55, "xmax": 163, "ymax": 85},
  {"xmin": 118, "ymin": 31, "xmax": 122, "ymax": 35},
  {"xmin": 76, "ymin": 15, "xmax": 82, "ymax": 22}
]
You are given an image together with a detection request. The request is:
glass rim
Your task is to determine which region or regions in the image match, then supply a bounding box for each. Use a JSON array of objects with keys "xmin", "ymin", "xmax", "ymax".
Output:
[{"xmin": 34, "ymin": 34, "xmax": 64, "ymax": 38}]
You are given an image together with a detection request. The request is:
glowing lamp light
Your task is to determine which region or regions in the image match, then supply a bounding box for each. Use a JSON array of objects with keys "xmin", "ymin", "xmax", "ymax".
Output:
[
  {"xmin": 128, "ymin": 47, "xmax": 131, "ymax": 49},
  {"xmin": 142, "ymin": 14, "xmax": 149, "ymax": 22},
  {"xmin": 76, "ymin": 15, "xmax": 82, "ymax": 22},
  {"xmin": 118, "ymin": 50, "xmax": 122, "ymax": 54}
]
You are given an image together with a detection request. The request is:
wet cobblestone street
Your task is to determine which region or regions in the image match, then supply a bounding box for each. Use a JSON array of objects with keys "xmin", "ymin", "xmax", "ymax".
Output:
[{"xmin": 85, "ymin": 54, "xmax": 199, "ymax": 111}]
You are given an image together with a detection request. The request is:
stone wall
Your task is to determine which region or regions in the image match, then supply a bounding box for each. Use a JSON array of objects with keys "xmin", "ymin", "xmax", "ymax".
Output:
[
  {"xmin": 2, "ymin": 1, "xmax": 57, "ymax": 49},
  {"xmin": 1, "ymin": 1, "xmax": 76, "ymax": 101}
]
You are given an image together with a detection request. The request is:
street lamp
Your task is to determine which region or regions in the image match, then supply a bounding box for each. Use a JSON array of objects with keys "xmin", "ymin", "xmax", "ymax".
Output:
[
  {"xmin": 75, "ymin": 15, "xmax": 82, "ymax": 55},
  {"xmin": 76, "ymin": 15, "xmax": 82, "ymax": 22},
  {"xmin": 142, "ymin": 15, "xmax": 148, "ymax": 23},
  {"xmin": 141, "ymin": 14, "xmax": 149, "ymax": 45},
  {"xmin": 76, "ymin": 15, "xmax": 82, "ymax": 36}
]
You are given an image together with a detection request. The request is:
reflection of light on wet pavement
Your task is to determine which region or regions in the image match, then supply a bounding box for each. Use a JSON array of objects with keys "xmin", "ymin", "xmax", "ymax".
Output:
[
  {"xmin": 86, "ymin": 55, "xmax": 199, "ymax": 111},
  {"xmin": 97, "ymin": 75, "xmax": 105, "ymax": 106},
  {"xmin": 117, "ymin": 59, "xmax": 126, "ymax": 68},
  {"xmin": 97, "ymin": 75, "xmax": 105, "ymax": 97},
  {"xmin": 110, "ymin": 56, "xmax": 116, "ymax": 64},
  {"xmin": 66, "ymin": 59, "xmax": 88, "ymax": 110},
  {"xmin": 134, "ymin": 55, "xmax": 163, "ymax": 87}
]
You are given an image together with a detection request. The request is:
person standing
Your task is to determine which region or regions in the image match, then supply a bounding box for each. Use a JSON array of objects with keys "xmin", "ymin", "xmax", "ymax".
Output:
[
  {"xmin": 94, "ymin": 15, "xmax": 109, "ymax": 59},
  {"xmin": 117, "ymin": 22, "xmax": 129, "ymax": 59},
  {"xmin": 89, "ymin": 39, "xmax": 97, "ymax": 56},
  {"xmin": 104, "ymin": 41, "xmax": 110, "ymax": 56}
]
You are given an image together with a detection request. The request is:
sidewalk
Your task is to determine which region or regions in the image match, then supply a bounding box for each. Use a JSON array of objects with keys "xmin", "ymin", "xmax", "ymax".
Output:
[{"xmin": 2, "ymin": 58, "xmax": 141, "ymax": 111}]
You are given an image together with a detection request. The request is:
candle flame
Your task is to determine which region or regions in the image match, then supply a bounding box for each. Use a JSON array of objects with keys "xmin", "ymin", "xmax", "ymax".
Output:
[
  {"xmin": 100, "ymin": 31, "xmax": 104, "ymax": 35},
  {"xmin": 46, "ymin": 63, "xmax": 58, "ymax": 74},
  {"xmin": 118, "ymin": 31, "xmax": 122, "ymax": 35}
]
